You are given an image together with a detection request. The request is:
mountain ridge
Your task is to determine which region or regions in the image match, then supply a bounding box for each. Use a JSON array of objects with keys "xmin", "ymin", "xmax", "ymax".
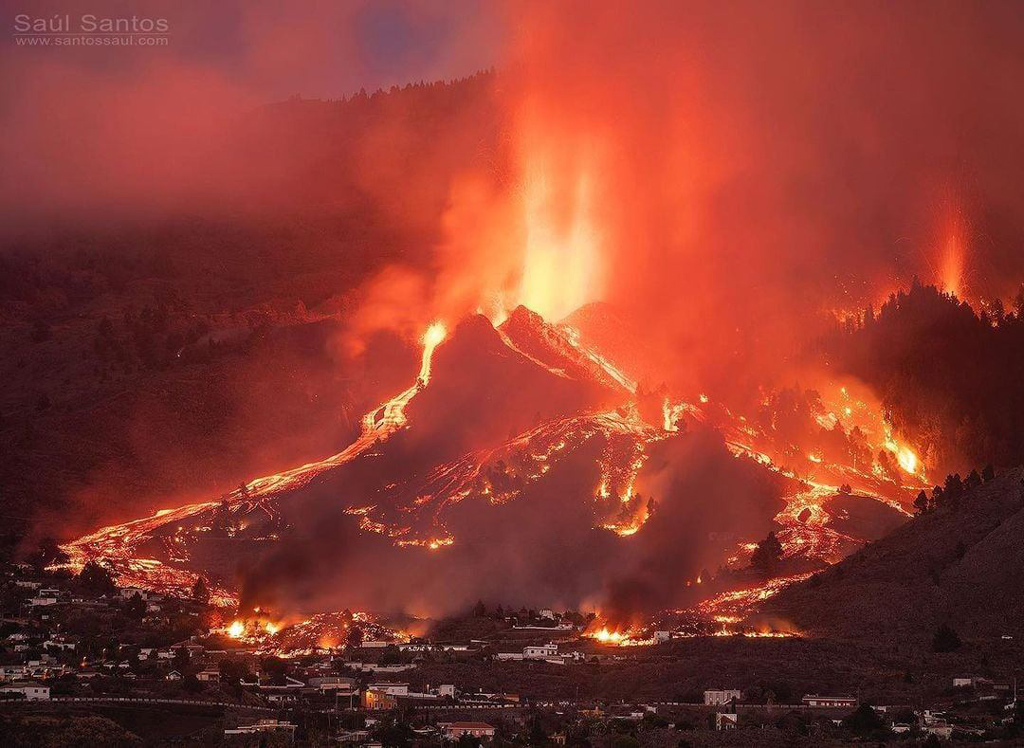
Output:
[{"xmin": 751, "ymin": 466, "xmax": 1024, "ymax": 641}]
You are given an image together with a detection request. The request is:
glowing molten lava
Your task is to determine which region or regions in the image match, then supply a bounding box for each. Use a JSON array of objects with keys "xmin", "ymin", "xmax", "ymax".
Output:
[
  {"xmin": 418, "ymin": 321, "xmax": 447, "ymax": 382},
  {"xmin": 60, "ymin": 306, "xmax": 927, "ymax": 636}
]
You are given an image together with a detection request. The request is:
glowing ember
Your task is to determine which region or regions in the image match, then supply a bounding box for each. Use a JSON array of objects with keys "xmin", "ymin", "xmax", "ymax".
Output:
[{"xmin": 227, "ymin": 620, "xmax": 245, "ymax": 638}]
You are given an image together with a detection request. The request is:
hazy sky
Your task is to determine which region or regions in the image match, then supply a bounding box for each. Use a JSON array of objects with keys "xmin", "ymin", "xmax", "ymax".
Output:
[{"xmin": 1, "ymin": 0, "xmax": 502, "ymax": 100}]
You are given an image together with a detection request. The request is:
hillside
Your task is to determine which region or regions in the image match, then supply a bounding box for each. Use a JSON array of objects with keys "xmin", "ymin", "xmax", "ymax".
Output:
[
  {"xmin": 0, "ymin": 74, "xmax": 500, "ymax": 554},
  {"xmin": 752, "ymin": 467, "xmax": 1024, "ymax": 642},
  {"xmin": 827, "ymin": 282, "xmax": 1024, "ymax": 469}
]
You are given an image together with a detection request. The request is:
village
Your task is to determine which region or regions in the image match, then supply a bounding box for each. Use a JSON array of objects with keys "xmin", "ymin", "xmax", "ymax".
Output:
[{"xmin": 0, "ymin": 558, "xmax": 1021, "ymax": 745}]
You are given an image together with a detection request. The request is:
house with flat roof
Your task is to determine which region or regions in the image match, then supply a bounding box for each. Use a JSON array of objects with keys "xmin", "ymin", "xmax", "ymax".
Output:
[
  {"xmin": 0, "ymin": 681, "xmax": 50, "ymax": 700},
  {"xmin": 802, "ymin": 694, "xmax": 857, "ymax": 708},
  {"xmin": 440, "ymin": 722, "xmax": 496, "ymax": 740},
  {"xmin": 704, "ymin": 689, "xmax": 741, "ymax": 705}
]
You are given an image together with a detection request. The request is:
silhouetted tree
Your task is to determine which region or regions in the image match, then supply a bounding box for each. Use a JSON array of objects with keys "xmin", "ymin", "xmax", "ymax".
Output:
[
  {"xmin": 750, "ymin": 532, "xmax": 784, "ymax": 573},
  {"xmin": 29, "ymin": 537, "xmax": 67, "ymax": 568},
  {"xmin": 914, "ymin": 491, "xmax": 929, "ymax": 515},
  {"xmin": 932, "ymin": 623, "xmax": 962, "ymax": 652},
  {"xmin": 260, "ymin": 656, "xmax": 288, "ymax": 686},
  {"xmin": 945, "ymin": 473, "xmax": 965, "ymax": 509},
  {"xmin": 982, "ymin": 464, "xmax": 995, "ymax": 482},
  {"xmin": 191, "ymin": 576, "xmax": 210, "ymax": 604},
  {"xmin": 346, "ymin": 626, "xmax": 363, "ymax": 648},
  {"xmin": 125, "ymin": 592, "xmax": 146, "ymax": 619},
  {"xmin": 842, "ymin": 703, "xmax": 885, "ymax": 736},
  {"xmin": 78, "ymin": 561, "xmax": 116, "ymax": 596}
]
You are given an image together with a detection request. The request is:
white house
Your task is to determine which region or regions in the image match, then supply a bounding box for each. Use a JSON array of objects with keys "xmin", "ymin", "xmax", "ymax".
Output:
[
  {"xmin": 43, "ymin": 636, "xmax": 76, "ymax": 651},
  {"xmin": 803, "ymin": 694, "xmax": 857, "ymax": 708},
  {"xmin": 924, "ymin": 723, "xmax": 953, "ymax": 739},
  {"xmin": 440, "ymin": 722, "xmax": 496, "ymax": 740},
  {"xmin": 523, "ymin": 644, "xmax": 559, "ymax": 659},
  {"xmin": 308, "ymin": 675, "xmax": 356, "ymax": 692},
  {"xmin": 224, "ymin": 719, "xmax": 297, "ymax": 737},
  {"xmin": 438, "ymin": 684, "xmax": 457, "ymax": 698},
  {"xmin": 369, "ymin": 682, "xmax": 408, "ymax": 696},
  {"xmin": 0, "ymin": 682, "xmax": 50, "ymax": 700},
  {"xmin": 715, "ymin": 713, "xmax": 738, "ymax": 730},
  {"xmin": 704, "ymin": 689, "xmax": 741, "ymax": 706}
]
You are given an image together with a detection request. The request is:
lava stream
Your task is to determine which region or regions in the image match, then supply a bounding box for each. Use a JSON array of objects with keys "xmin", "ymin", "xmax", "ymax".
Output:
[{"xmin": 60, "ymin": 323, "xmax": 448, "ymax": 596}]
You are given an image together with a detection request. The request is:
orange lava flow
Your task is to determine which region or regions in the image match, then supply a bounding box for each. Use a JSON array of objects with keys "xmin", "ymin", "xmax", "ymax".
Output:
[
  {"xmin": 661, "ymin": 380, "xmax": 930, "ymax": 626},
  {"xmin": 693, "ymin": 572, "xmax": 813, "ymax": 633},
  {"xmin": 59, "ymin": 323, "xmax": 448, "ymax": 599},
  {"xmin": 60, "ymin": 305, "xmax": 928, "ymax": 631}
]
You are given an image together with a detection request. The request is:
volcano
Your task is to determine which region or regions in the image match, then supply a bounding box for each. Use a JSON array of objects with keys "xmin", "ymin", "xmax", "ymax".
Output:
[{"xmin": 62, "ymin": 304, "xmax": 917, "ymax": 621}]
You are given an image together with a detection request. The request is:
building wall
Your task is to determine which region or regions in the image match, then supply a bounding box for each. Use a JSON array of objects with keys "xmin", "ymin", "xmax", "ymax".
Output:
[{"xmin": 704, "ymin": 690, "xmax": 741, "ymax": 705}]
